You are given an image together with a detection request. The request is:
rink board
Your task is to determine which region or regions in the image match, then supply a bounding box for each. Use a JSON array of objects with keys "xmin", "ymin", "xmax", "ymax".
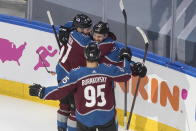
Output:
[{"xmin": 0, "ymin": 14, "xmax": 196, "ymax": 131}]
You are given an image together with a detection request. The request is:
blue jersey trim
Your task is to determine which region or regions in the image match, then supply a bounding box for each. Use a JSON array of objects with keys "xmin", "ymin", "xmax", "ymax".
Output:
[
  {"xmin": 1, "ymin": 14, "xmax": 195, "ymax": 77},
  {"xmin": 56, "ymin": 63, "xmax": 69, "ymax": 82},
  {"xmin": 70, "ymin": 30, "xmax": 91, "ymax": 47},
  {"xmin": 44, "ymin": 86, "xmax": 58, "ymax": 97},
  {"xmin": 64, "ymin": 21, "xmax": 73, "ymax": 28}
]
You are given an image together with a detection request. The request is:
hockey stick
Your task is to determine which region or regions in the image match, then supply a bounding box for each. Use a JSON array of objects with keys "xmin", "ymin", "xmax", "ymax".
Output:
[
  {"xmin": 102, "ymin": 0, "xmax": 107, "ymax": 22},
  {"xmin": 37, "ymin": 53, "xmax": 55, "ymax": 75},
  {"xmin": 119, "ymin": 0, "xmax": 127, "ymax": 47},
  {"xmin": 126, "ymin": 27, "xmax": 149, "ymax": 130},
  {"xmin": 46, "ymin": 10, "xmax": 61, "ymax": 49},
  {"xmin": 119, "ymin": 0, "xmax": 128, "ymax": 129}
]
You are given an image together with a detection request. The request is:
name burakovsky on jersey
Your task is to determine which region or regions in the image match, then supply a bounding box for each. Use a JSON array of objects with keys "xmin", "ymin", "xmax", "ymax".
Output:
[{"xmin": 82, "ymin": 76, "xmax": 107, "ymax": 86}]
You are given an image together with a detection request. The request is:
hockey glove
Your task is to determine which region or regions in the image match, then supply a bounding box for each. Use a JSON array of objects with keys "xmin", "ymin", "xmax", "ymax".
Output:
[
  {"xmin": 119, "ymin": 47, "xmax": 132, "ymax": 61},
  {"xmin": 131, "ymin": 62, "xmax": 147, "ymax": 77},
  {"xmin": 59, "ymin": 26, "xmax": 71, "ymax": 45},
  {"xmin": 29, "ymin": 84, "xmax": 45, "ymax": 98}
]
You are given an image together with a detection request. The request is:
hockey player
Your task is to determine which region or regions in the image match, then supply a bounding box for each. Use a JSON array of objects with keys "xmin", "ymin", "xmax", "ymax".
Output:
[
  {"xmin": 91, "ymin": 21, "xmax": 134, "ymax": 129},
  {"xmin": 91, "ymin": 21, "xmax": 117, "ymax": 58},
  {"xmin": 57, "ymin": 14, "xmax": 92, "ymax": 82},
  {"xmin": 55, "ymin": 14, "xmax": 93, "ymax": 131},
  {"xmin": 92, "ymin": 21, "xmax": 116, "ymax": 43},
  {"xmin": 91, "ymin": 21, "xmax": 131, "ymax": 67},
  {"xmin": 29, "ymin": 43, "xmax": 147, "ymax": 131}
]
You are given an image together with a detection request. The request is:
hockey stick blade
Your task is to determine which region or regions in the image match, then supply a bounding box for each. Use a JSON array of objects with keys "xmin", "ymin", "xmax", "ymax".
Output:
[
  {"xmin": 119, "ymin": 0, "xmax": 125, "ymax": 11},
  {"xmin": 46, "ymin": 10, "xmax": 61, "ymax": 49},
  {"xmin": 136, "ymin": 27, "xmax": 149, "ymax": 63},
  {"xmin": 119, "ymin": 0, "xmax": 127, "ymax": 47},
  {"xmin": 47, "ymin": 10, "xmax": 54, "ymax": 25},
  {"xmin": 136, "ymin": 27, "xmax": 149, "ymax": 45},
  {"xmin": 119, "ymin": 0, "xmax": 127, "ymax": 23}
]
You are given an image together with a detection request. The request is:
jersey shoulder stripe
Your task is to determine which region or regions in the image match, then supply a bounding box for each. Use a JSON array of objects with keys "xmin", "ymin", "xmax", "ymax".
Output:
[{"xmin": 70, "ymin": 31, "xmax": 91, "ymax": 47}]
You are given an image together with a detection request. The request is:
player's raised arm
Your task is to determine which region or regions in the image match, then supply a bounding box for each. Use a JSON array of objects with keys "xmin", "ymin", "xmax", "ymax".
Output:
[
  {"xmin": 110, "ymin": 49, "xmax": 132, "ymax": 82},
  {"xmin": 109, "ymin": 47, "xmax": 147, "ymax": 82},
  {"xmin": 58, "ymin": 21, "xmax": 74, "ymax": 46}
]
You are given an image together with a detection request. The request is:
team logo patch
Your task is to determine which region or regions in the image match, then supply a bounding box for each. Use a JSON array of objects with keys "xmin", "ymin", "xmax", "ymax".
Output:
[
  {"xmin": 112, "ymin": 46, "xmax": 116, "ymax": 52},
  {"xmin": 76, "ymin": 18, "xmax": 80, "ymax": 22}
]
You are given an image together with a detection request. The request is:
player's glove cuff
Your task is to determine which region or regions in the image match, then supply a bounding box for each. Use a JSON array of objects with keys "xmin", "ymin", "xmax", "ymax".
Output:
[
  {"xmin": 119, "ymin": 47, "xmax": 132, "ymax": 61},
  {"xmin": 29, "ymin": 84, "xmax": 45, "ymax": 98},
  {"xmin": 131, "ymin": 62, "xmax": 147, "ymax": 77},
  {"xmin": 59, "ymin": 26, "xmax": 71, "ymax": 45}
]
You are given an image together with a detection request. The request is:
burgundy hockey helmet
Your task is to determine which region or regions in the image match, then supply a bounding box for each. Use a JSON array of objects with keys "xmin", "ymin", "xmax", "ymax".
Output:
[
  {"xmin": 93, "ymin": 21, "xmax": 109, "ymax": 34},
  {"xmin": 84, "ymin": 42, "xmax": 100, "ymax": 62},
  {"xmin": 73, "ymin": 14, "xmax": 92, "ymax": 28}
]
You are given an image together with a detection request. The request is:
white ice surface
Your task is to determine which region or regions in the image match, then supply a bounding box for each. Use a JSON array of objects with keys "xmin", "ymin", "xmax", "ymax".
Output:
[
  {"xmin": 0, "ymin": 95, "xmax": 57, "ymax": 131},
  {"xmin": 0, "ymin": 95, "xmax": 127, "ymax": 131}
]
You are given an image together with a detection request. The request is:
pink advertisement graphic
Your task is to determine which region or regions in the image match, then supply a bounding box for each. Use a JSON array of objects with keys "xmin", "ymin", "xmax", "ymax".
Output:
[
  {"xmin": 0, "ymin": 38, "xmax": 27, "ymax": 66},
  {"xmin": 34, "ymin": 45, "xmax": 57, "ymax": 71}
]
